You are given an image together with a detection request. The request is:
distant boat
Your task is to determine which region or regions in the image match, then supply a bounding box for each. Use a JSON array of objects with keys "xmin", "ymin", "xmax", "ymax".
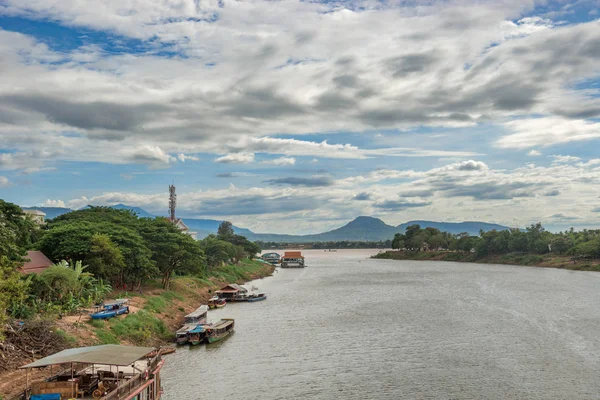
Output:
[
  {"xmin": 281, "ymin": 251, "xmax": 305, "ymax": 268},
  {"xmin": 246, "ymin": 293, "xmax": 267, "ymax": 302},
  {"xmin": 206, "ymin": 319, "xmax": 235, "ymax": 344},
  {"xmin": 208, "ymin": 296, "xmax": 226, "ymax": 309},
  {"xmin": 261, "ymin": 252, "xmax": 281, "ymax": 264}
]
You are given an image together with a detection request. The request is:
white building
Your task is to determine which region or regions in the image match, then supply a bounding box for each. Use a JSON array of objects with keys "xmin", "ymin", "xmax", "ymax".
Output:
[
  {"xmin": 23, "ymin": 209, "xmax": 46, "ymax": 225},
  {"xmin": 174, "ymin": 218, "xmax": 197, "ymax": 240}
]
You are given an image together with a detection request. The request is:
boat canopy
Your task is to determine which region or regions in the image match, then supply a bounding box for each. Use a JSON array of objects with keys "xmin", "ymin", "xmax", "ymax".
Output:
[
  {"xmin": 20, "ymin": 345, "xmax": 154, "ymax": 369},
  {"xmin": 283, "ymin": 251, "xmax": 304, "ymax": 259},
  {"xmin": 188, "ymin": 325, "xmax": 206, "ymax": 334},
  {"xmin": 185, "ymin": 305, "xmax": 208, "ymax": 319}
]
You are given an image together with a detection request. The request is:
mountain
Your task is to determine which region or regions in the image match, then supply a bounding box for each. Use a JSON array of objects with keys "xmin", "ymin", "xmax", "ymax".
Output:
[
  {"xmin": 22, "ymin": 207, "xmax": 73, "ymax": 220},
  {"xmin": 247, "ymin": 217, "xmax": 511, "ymax": 242},
  {"xmin": 397, "ymin": 220, "xmax": 511, "ymax": 236},
  {"xmin": 109, "ymin": 204, "xmax": 156, "ymax": 219},
  {"xmin": 21, "ymin": 203, "xmax": 512, "ymax": 242}
]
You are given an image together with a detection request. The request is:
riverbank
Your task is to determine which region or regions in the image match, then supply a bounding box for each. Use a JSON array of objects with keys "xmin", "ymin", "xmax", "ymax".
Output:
[
  {"xmin": 0, "ymin": 258, "xmax": 274, "ymax": 399},
  {"xmin": 373, "ymin": 251, "xmax": 600, "ymax": 271}
]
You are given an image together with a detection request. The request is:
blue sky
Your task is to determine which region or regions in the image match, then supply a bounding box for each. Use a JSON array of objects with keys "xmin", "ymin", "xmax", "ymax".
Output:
[{"xmin": 0, "ymin": 0, "xmax": 599, "ymax": 234}]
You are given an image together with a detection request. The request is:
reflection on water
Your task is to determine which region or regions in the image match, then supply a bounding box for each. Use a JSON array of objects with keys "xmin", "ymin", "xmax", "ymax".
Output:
[{"xmin": 162, "ymin": 249, "xmax": 600, "ymax": 399}]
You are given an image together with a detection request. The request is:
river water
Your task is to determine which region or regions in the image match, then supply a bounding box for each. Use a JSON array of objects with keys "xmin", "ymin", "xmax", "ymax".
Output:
[{"xmin": 162, "ymin": 250, "xmax": 600, "ymax": 399}]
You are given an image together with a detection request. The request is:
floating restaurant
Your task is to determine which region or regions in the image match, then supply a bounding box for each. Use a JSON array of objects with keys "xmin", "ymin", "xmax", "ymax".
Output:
[
  {"xmin": 19, "ymin": 344, "xmax": 164, "ymax": 400},
  {"xmin": 281, "ymin": 251, "xmax": 305, "ymax": 268},
  {"xmin": 215, "ymin": 284, "xmax": 248, "ymax": 301}
]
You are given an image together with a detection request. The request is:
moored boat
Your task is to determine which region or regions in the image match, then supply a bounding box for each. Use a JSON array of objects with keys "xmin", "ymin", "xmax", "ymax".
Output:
[
  {"xmin": 208, "ymin": 296, "xmax": 226, "ymax": 309},
  {"xmin": 281, "ymin": 251, "xmax": 305, "ymax": 268},
  {"xmin": 261, "ymin": 252, "xmax": 281, "ymax": 264},
  {"xmin": 246, "ymin": 293, "xmax": 267, "ymax": 302},
  {"xmin": 206, "ymin": 319, "xmax": 235, "ymax": 344},
  {"xmin": 188, "ymin": 325, "xmax": 209, "ymax": 345},
  {"xmin": 175, "ymin": 305, "xmax": 209, "ymax": 344},
  {"xmin": 175, "ymin": 323, "xmax": 197, "ymax": 345}
]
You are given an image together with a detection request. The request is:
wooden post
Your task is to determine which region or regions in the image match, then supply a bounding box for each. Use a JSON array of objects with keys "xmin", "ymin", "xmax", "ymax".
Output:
[
  {"xmin": 25, "ymin": 368, "xmax": 29, "ymax": 400},
  {"xmin": 117, "ymin": 366, "xmax": 120, "ymax": 399}
]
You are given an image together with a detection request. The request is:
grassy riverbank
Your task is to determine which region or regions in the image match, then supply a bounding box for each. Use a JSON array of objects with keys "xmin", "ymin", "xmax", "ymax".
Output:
[
  {"xmin": 0, "ymin": 259, "xmax": 274, "ymax": 399},
  {"xmin": 373, "ymin": 251, "xmax": 600, "ymax": 271}
]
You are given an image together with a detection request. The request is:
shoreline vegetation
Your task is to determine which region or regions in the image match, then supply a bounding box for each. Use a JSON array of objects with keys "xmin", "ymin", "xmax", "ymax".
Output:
[
  {"xmin": 373, "ymin": 222, "xmax": 600, "ymax": 272},
  {"xmin": 373, "ymin": 250, "xmax": 600, "ymax": 271},
  {"xmin": 0, "ymin": 200, "xmax": 273, "ymax": 399}
]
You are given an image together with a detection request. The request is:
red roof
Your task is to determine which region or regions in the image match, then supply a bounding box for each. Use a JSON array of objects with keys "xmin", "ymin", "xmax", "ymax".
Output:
[
  {"xmin": 20, "ymin": 251, "xmax": 53, "ymax": 274},
  {"xmin": 283, "ymin": 251, "xmax": 304, "ymax": 258}
]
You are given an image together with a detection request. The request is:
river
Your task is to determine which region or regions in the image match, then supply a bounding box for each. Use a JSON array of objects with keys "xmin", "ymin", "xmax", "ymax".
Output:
[{"xmin": 162, "ymin": 249, "xmax": 600, "ymax": 399}]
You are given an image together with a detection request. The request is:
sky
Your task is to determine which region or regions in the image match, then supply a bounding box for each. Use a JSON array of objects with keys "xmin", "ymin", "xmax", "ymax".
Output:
[{"xmin": 0, "ymin": 0, "xmax": 599, "ymax": 234}]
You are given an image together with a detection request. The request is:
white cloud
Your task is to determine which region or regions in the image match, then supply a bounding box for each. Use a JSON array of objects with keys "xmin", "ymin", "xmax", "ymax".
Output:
[
  {"xmin": 551, "ymin": 155, "xmax": 582, "ymax": 164},
  {"xmin": 42, "ymin": 199, "xmax": 66, "ymax": 207},
  {"xmin": 215, "ymin": 152, "xmax": 255, "ymax": 164},
  {"xmin": 528, "ymin": 149, "xmax": 542, "ymax": 156},
  {"xmin": 177, "ymin": 154, "xmax": 200, "ymax": 162},
  {"xmin": 0, "ymin": 176, "xmax": 10, "ymax": 187},
  {"xmin": 498, "ymin": 118, "xmax": 600, "ymax": 149},
  {"xmin": 120, "ymin": 174, "xmax": 134, "ymax": 180},
  {"xmin": 261, "ymin": 157, "xmax": 296, "ymax": 166}
]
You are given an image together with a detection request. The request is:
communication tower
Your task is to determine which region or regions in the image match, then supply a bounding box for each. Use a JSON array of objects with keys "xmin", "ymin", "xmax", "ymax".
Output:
[{"xmin": 169, "ymin": 185, "xmax": 177, "ymax": 223}]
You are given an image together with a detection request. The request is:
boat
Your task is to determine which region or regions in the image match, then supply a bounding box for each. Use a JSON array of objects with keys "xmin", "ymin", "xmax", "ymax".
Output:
[
  {"xmin": 261, "ymin": 252, "xmax": 281, "ymax": 264},
  {"xmin": 246, "ymin": 293, "xmax": 267, "ymax": 302},
  {"xmin": 90, "ymin": 299, "xmax": 130, "ymax": 320},
  {"xmin": 188, "ymin": 324, "xmax": 209, "ymax": 345},
  {"xmin": 175, "ymin": 324, "xmax": 197, "ymax": 345},
  {"xmin": 146, "ymin": 346, "xmax": 176, "ymax": 357},
  {"xmin": 280, "ymin": 251, "xmax": 305, "ymax": 268},
  {"xmin": 175, "ymin": 305, "xmax": 209, "ymax": 344},
  {"xmin": 206, "ymin": 319, "xmax": 235, "ymax": 344},
  {"xmin": 208, "ymin": 296, "xmax": 226, "ymax": 309}
]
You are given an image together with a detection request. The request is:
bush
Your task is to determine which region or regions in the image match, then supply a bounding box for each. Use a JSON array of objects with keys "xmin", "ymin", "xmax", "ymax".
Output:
[
  {"xmin": 110, "ymin": 310, "xmax": 170, "ymax": 345},
  {"xmin": 96, "ymin": 329, "xmax": 120, "ymax": 345}
]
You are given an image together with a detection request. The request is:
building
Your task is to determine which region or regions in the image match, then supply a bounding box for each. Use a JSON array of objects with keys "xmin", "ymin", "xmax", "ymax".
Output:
[
  {"xmin": 23, "ymin": 209, "xmax": 46, "ymax": 225},
  {"xmin": 173, "ymin": 218, "xmax": 197, "ymax": 240},
  {"xmin": 215, "ymin": 284, "xmax": 248, "ymax": 300},
  {"xmin": 20, "ymin": 250, "xmax": 53, "ymax": 274}
]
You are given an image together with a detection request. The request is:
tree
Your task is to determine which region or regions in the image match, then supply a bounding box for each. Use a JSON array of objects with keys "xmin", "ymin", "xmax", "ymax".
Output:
[
  {"xmin": 86, "ymin": 233, "xmax": 126, "ymax": 283},
  {"xmin": 551, "ymin": 237, "xmax": 571, "ymax": 255},
  {"xmin": 139, "ymin": 218, "xmax": 205, "ymax": 289},
  {"xmin": 217, "ymin": 221, "xmax": 235, "ymax": 238},
  {"xmin": 392, "ymin": 233, "xmax": 405, "ymax": 250},
  {"xmin": 199, "ymin": 235, "xmax": 238, "ymax": 268},
  {"xmin": 0, "ymin": 256, "xmax": 30, "ymax": 333},
  {"xmin": 0, "ymin": 200, "xmax": 37, "ymax": 259}
]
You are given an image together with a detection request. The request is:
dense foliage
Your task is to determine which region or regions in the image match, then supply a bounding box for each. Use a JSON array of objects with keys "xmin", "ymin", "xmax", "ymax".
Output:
[
  {"xmin": 0, "ymin": 202, "xmax": 261, "ymax": 332},
  {"xmin": 391, "ymin": 223, "xmax": 600, "ymax": 258}
]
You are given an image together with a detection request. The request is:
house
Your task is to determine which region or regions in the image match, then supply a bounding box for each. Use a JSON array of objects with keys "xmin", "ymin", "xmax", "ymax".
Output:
[
  {"xmin": 215, "ymin": 284, "xmax": 248, "ymax": 300},
  {"xmin": 20, "ymin": 250, "xmax": 53, "ymax": 274},
  {"xmin": 23, "ymin": 209, "xmax": 46, "ymax": 225},
  {"xmin": 174, "ymin": 218, "xmax": 198, "ymax": 240}
]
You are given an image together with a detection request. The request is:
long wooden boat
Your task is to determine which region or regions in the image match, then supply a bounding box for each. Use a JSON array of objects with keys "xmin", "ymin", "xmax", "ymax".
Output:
[
  {"xmin": 188, "ymin": 325, "xmax": 209, "ymax": 345},
  {"xmin": 175, "ymin": 323, "xmax": 197, "ymax": 345},
  {"xmin": 246, "ymin": 293, "xmax": 267, "ymax": 302},
  {"xmin": 206, "ymin": 319, "xmax": 235, "ymax": 344},
  {"xmin": 90, "ymin": 304, "xmax": 129, "ymax": 319}
]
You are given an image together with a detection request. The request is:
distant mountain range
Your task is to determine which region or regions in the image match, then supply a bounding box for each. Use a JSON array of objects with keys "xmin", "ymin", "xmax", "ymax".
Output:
[{"xmin": 23, "ymin": 205, "xmax": 512, "ymax": 242}]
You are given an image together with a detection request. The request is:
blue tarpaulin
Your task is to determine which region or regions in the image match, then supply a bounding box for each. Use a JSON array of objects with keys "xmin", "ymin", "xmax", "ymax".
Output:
[{"xmin": 31, "ymin": 394, "xmax": 61, "ymax": 400}]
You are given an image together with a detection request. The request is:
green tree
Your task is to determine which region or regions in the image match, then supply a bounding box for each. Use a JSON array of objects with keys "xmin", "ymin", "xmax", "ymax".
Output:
[
  {"xmin": 199, "ymin": 235, "xmax": 238, "ymax": 268},
  {"xmin": 392, "ymin": 233, "xmax": 405, "ymax": 250},
  {"xmin": 217, "ymin": 221, "xmax": 235, "ymax": 238},
  {"xmin": 139, "ymin": 218, "xmax": 205, "ymax": 289},
  {"xmin": 86, "ymin": 233, "xmax": 126, "ymax": 283}
]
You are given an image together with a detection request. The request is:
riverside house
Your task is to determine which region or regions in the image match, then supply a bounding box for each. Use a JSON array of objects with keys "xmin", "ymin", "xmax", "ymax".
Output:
[{"xmin": 215, "ymin": 284, "xmax": 248, "ymax": 301}]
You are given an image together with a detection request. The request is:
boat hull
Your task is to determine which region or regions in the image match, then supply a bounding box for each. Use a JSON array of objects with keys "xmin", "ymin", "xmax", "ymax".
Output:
[
  {"xmin": 247, "ymin": 295, "xmax": 267, "ymax": 302},
  {"xmin": 90, "ymin": 311, "xmax": 116, "ymax": 319},
  {"xmin": 206, "ymin": 329, "xmax": 234, "ymax": 344}
]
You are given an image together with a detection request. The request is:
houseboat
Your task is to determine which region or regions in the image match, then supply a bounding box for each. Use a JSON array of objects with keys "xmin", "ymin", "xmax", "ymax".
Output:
[
  {"xmin": 208, "ymin": 296, "xmax": 226, "ymax": 309},
  {"xmin": 261, "ymin": 252, "xmax": 281, "ymax": 264},
  {"xmin": 206, "ymin": 319, "xmax": 235, "ymax": 344},
  {"xmin": 280, "ymin": 251, "xmax": 305, "ymax": 268},
  {"xmin": 188, "ymin": 325, "xmax": 209, "ymax": 345},
  {"xmin": 215, "ymin": 284, "xmax": 248, "ymax": 301},
  {"xmin": 20, "ymin": 344, "xmax": 164, "ymax": 399},
  {"xmin": 90, "ymin": 299, "xmax": 130, "ymax": 320},
  {"xmin": 175, "ymin": 305, "xmax": 209, "ymax": 344}
]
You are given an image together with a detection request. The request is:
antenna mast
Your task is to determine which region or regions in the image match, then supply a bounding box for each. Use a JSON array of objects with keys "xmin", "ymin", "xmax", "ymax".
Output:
[{"xmin": 169, "ymin": 184, "xmax": 177, "ymax": 223}]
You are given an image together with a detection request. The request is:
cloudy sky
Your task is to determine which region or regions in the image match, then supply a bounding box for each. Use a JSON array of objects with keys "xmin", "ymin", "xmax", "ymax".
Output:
[{"xmin": 1, "ymin": 0, "xmax": 599, "ymax": 234}]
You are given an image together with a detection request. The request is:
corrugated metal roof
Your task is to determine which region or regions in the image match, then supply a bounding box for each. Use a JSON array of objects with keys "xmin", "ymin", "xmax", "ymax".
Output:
[
  {"xmin": 216, "ymin": 284, "xmax": 247, "ymax": 293},
  {"xmin": 20, "ymin": 251, "xmax": 53, "ymax": 274},
  {"xmin": 184, "ymin": 305, "xmax": 208, "ymax": 318},
  {"xmin": 283, "ymin": 251, "xmax": 304, "ymax": 258},
  {"xmin": 20, "ymin": 345, "xmax": 155, "ymax": 369}
]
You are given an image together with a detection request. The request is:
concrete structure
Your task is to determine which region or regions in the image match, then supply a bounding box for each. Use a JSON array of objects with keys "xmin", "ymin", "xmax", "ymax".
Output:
[{"xmin": 23, "ymin": 209, "xmax": 46, "ymax": 225}]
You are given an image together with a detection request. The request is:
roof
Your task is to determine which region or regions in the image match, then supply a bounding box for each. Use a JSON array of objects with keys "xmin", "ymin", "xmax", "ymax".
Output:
[
  {"xmin": 23, "ymin": 209, "xmax": 46, "ymax": 216},
  {"xmin": 175, "ymin": 218, "xmax": 190, "ymax": 232},
  {"xmin": 20, "ymin": 345, "xmax": 155, "ymax": 369},
  {"xmin": 188, "ymin": 325, "xmax": 207, "ymax": 334},
  {"xmin": 20, "ymin": 251, "xmax": 53, "ymax": 274},
  {"xmin": 216, "ymin": 284, "xmax": 247, "ymax": 293},
  {"xmin": 185, "ymin": 305, "xmax": 208, "ymax": 319},
  {"xmin": 283, "ymin": 251, "xmax": 304, "ymax": 258}
]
